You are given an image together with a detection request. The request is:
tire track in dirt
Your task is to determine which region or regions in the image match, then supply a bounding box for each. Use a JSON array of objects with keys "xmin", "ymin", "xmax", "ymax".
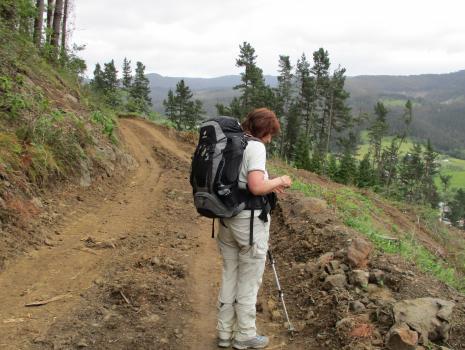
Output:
[{"xmin": 0, "ymin": 118, "xmax": 185, "ymax": 349}]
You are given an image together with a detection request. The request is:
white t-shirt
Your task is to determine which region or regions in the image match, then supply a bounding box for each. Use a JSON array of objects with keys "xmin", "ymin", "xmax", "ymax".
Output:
[{"xmin": 236, "ymin": 140, "xmax": 269, "ymax": 218}]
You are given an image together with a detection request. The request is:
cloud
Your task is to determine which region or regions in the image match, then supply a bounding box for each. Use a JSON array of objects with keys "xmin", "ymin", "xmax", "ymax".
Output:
[{"xmin": 73, "ymin": 0, "xmax": 465, "ymax": 78}]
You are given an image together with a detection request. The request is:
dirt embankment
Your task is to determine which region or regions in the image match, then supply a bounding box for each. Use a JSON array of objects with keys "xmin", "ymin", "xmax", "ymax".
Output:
[{"xmin": 0, "ymin": 118, "xmax": 463, "ymax": 350}]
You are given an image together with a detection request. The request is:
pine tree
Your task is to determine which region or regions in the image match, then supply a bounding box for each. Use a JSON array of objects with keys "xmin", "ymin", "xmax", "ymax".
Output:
[
  {"xmin": 234, "ymin": 42, "xmax": 267, "ymax": 118},
  {"xmin": 50, "ymin": 0, "xmax": 63, "ymax": 58},
  {"xmin": 294, "ymin": 136, "xmax": 311, "ymax": 170},
  {"xmin": 311, "ymin": 48, "xmax": 331, "ymax": 153},
  {"xmin": 368, "ymin": 102, "xmax": 389, "ymax": 175},
  {"xmin": 33, "ymin": 0, "xmax": 45, "ymax": 47},
  {"xmin": 283, "ymin": 103, "xmax": 301, "ymax": 160},
  {"xmin": 275, "ymin": 55, "xmax": 294, "ymax": 156},
  {"xmin": 334, "ymin": 132, "xmax": 357, "ymax": 184},
  {"xmin": 357, "ymin": 153, "xmax": 375, "ymax": 188},
  {"xmin": 102, "ymin": 60, "xmax": 120, "ymax": 107},
  {"xmin": 122, "ymin": 57, "xmax": 132, "ymax": 90},
  {"xmin": 422, "ymin": 139, "xmax": 440, "ymax": 206},
  {"xmin": 163, "ymin": 80, "xmax": 203, "ymax": 131},
  {"xmin": 128, "ymin": 61, "xmax": 152, "ymax": 113},
  {"xmin": 327, "ymin": 154, "xmax": 338, "ymax": 181},
  {"xmin": 91, "ymin": 63, "xmax": 105, "ymax": 91},
  {"xmin": 447, "ymin": 189, "xmax": 465, "ymax": 229},
  {"xmin": 324, "ymin": 66, "xmax": 352, "ymax": 158},
  {"xmin": 295, "ymin": 53, "xmax": 315, "ymax": 139}
]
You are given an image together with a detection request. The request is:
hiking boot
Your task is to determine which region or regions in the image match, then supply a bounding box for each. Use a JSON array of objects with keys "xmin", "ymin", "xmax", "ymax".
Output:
[
  {"xmin": 218, "ymin": 337, "xmax": 232, "ymax": 348},
  {"xmin": 232, "ymin": 335, "xmax": 269, "ymax": 349}
]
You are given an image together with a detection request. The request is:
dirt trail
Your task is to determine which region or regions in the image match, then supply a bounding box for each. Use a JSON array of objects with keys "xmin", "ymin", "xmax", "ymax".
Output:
[{"xmin": 0, "ymin": 119, "xmax": 214, "ymax": 349}]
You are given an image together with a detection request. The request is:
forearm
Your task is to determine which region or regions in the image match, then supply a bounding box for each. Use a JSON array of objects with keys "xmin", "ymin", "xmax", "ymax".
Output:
[{"xmin": 248, "ymin": 176, "xmax": 284, "ymax": 196}]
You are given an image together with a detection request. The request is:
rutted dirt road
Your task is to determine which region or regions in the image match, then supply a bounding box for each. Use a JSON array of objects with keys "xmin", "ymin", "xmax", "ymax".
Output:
[{"xmin": 0, "ymin": 118, "xmax": 225, "ymax": 349}]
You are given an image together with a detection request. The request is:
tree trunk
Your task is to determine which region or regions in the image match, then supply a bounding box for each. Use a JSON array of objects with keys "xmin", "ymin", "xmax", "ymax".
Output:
[
  {"xmin": 46, "ymin": 0, "xmax": 54, "ymax": 44},
  {"xmin": 33, "ymin": 0, "xmax": 45, "ymax": 47},
  {"xmin": 51, "ymin": 0, "xmax": 63, "ymax": 55},
  {"xmin": 61, "ymin": 0, "xmax": 68, "ymax": 51}
]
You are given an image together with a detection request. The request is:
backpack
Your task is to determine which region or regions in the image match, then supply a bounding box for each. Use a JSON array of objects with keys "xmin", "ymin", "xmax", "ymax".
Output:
[{"xmin": 190, "ymin": 116, "xmax": 250, "ymax": 219}]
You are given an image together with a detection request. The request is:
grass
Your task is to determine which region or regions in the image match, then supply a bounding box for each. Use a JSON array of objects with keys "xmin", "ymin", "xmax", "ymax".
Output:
[{"xmin": 270, "ymin": 163, "xmax": 465, "ymax": 292}]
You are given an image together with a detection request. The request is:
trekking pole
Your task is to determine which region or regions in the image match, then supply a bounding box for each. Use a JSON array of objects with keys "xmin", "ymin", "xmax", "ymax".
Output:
[{"xmin": 267, "ymin": 249, "xmax": 296, "ymax": 333}]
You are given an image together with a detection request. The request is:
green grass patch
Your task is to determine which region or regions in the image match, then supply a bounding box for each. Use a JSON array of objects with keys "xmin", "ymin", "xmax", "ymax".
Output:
[{"xmin": 270, "ymin": 163, "xmax": 465, "ymax": 292}]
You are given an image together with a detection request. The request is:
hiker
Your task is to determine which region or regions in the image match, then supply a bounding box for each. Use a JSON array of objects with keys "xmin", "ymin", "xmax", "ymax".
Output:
[{"xmin": 216, "ymin": 108, "xmax": 292, "ymax": 349}]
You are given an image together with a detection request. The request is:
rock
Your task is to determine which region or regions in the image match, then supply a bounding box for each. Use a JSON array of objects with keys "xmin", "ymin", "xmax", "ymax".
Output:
[
  {"xmin": 349, "ymin": 270, "xmax": 369, "ymax": 288},
  {"xmin": 317, "ymin": 252, "xmax": 334, "ymax": 267},
  {"xmin": 291, "ymin": 197, "xmax": 328, "ymax": 218},
  {"xmin": 347, "ymin": 238, "xmax": 373, "ymax": 268},
  {"xmin": 349, "ymin": 300, "xmax": 366, "ymax": 313},
  {"xmin": 323, "ymin": 274, "xmax": 347, "ymax": 290},
  {"xmin": 65, "ymin": 93, "xmax": 78, "ymax": 104},
  {"xmin": 386, "ymin": 323, "xmax": 419, "ymax": 350},
  {"xmin": 393, "ymin": 298, "xmax": 455, "ymax": 343},
  {"xmin": 324, "ymin": 260, "xmax": 341, "ymax": 274},
  {"xmin": 369, "ymin": 269, "xmax": 385, "ymax": 285},
  {"xmin": 271, "ymin": 309, "xmax": 282, "ymax": 321},
  {"xmin": 305, "ymin": 261, "xmax": 318, "ymax": 274},
  {"xmin": 31, "ymin": 197, "xmax": 43, "ymax": 208},
  {"xmin": 77, "ymin": 340, "xmax": 88, "ymax": 348},
  {"xmin": 151, "ymin": 257, "xmax": 161, "ymax": 266}
]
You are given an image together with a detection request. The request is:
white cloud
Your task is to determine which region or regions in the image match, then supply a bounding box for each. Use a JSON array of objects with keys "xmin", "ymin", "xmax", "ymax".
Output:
[{"xmin": 72, "ymin": 0, "xmax": 465, "ymax": 78}]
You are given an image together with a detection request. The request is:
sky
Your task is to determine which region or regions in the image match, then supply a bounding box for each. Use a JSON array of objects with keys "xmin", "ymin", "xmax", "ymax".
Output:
[{"xmin": 72, "ymin": 0, "xmax": 465, "ymax": 78}]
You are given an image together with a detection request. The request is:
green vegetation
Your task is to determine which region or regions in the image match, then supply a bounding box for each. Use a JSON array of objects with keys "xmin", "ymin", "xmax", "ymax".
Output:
[
  {"xmin": 0, "ymin": 4, "xmax": 119, "ymax": 189},
  {"xmin": 358, "ymin": 130, "xmax": 465, "ymax": 192},
  {"xmin": 271, "ymin": 164, "xmax": 465, "ymax": 292}
]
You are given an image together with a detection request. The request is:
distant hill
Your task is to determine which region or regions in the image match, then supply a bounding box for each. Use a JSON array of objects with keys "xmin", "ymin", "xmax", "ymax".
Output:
[{"xmin": 148, "ymin": 70, "xmax": 465, "ymax": 158}]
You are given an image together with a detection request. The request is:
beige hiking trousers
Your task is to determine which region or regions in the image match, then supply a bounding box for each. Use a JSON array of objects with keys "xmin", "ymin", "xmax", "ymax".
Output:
[{"xmin": 216, "ymin": 212, "xmax": 270, "ymax": 341}]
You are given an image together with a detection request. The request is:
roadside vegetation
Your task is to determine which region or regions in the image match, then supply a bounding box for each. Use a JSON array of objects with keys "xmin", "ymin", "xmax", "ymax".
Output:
[{"xmin": 270, "ymin": 162, "xmax": 465, "ymax": 293}]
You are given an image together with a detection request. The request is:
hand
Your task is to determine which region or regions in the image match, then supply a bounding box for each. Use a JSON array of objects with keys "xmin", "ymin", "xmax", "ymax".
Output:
[
  {"xmin": 273, "ymin": 186, "xmax": 286, "ymax": 194},
  {"xmin": 279, "ymin": 175, "xmax": 292, "ymax": 188}
]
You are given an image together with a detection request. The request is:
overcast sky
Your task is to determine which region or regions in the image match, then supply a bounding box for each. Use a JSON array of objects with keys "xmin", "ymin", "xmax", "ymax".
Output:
[{"xmin": 72, "ymin": 0, "xmax": 465, "ymax": 78}]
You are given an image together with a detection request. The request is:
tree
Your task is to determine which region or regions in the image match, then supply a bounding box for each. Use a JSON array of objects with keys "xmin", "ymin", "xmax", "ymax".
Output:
[
  {"xmin": 384, "ymin": 100, "xmax": 413, "ymax": 190},
  {"xmin": 60, "ymin": 0, "xmax": 68, "ymax": 60},
  {"xmin": 311, "ymin": 48, "xmax": 331, "ymax": 153},
  {"xmin": 357, "ymin": 153, "xmax": 375, "ymax": 188},
  {"xmin": 368, "ymin": 102, "xmax": 389, "ymax": 174},
  {"xmin": 128, "ymin": 61, "xmax": 152, "ymax": 113},
  {"xmin": 422, "ymin": 139, "xmax": 440, "ymax": 206},
  {"xmin": 234, "ymin": 42, "xmax": 268, "ymax": 118},
  {"xmin": 33, "ymin": 0, "xmax": 45, "ymax": 47},
  {"xmin": 163, "ymin": 80, "xmax": 203, "ymax": 131},
  {"xmin": 50, "ymin": 0, "xmax": 63, "ymax": 57},
  {"xmin": 447, "ymin": 189, "xmax": 465, "ymax": 228},
  {"xmin": 294, "ymin": 136, "xmax": 311, "ymax": 170},
  {"xmin": 295, "ymin": 53, "xmax": 315, "ymax": 139},
  {"xmin": 45, "ymin": 0, "xmax": 54, "ymax": 44},
  {"xmin": 275, "ymin": 55, "xmax": 294, "ymax": 156},
  {"xmin": 91, "ymin": 63, "xmax": 105, "ymax": 91},
  {"xmin": 102, "ymin": 60, "xmax": 121, "ymax": 107},
  {"xmin": 122, "ymin": 58, "xmax": 132, "ymax": 90},
  {"xmin": 324, "ymin": 66, "xmax": 352, "ymax": 158}
]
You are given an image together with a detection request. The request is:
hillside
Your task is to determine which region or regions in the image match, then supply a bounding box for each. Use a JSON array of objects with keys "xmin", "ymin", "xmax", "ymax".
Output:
[
  {"xmin": 148, "ymin": 70, "xmax": 465, "ymax": 157},
  {"xmin": 0, "ymin": 117, "xmax": 463, "ymax": 349},
  {"xmin": 0, "ymin": 22, "xmax": 133, "ymax": 268}
]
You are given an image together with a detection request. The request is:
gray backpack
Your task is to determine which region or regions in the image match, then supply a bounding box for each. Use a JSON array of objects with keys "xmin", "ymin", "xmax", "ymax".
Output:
[{"xmin": 190, "ymin": 116, "xmax": 250, "ymax": 218}]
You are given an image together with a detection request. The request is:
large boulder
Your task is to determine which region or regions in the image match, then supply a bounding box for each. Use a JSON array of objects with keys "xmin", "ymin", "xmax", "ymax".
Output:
[
  {"xmin": 346, "ymin": 238, "xmax": 373, "ymax": 268},
  {"xmin": 392, "ymin": 298, "xmax": 455, "ymax": 343}
]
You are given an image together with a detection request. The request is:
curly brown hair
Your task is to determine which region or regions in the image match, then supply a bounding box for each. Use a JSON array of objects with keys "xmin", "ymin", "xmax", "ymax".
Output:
[{"xmin": 241, "ymin": 108, "xmax": 280, "ymax": 138}]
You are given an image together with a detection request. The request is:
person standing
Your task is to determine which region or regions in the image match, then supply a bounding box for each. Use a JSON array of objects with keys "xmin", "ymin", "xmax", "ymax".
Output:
[{"xmin": 216, "ymin": 108, "xmax": 292, "ymax": 349}]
